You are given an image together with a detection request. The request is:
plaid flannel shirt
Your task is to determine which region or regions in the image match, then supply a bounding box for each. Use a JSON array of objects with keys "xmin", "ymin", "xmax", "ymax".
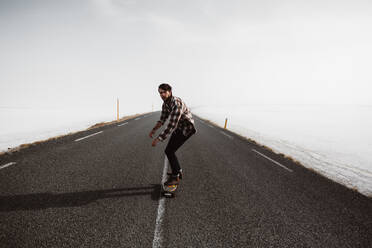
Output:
[{"xmin": 157, "ymin": 96, "xmax": 196, "ymax": 141}]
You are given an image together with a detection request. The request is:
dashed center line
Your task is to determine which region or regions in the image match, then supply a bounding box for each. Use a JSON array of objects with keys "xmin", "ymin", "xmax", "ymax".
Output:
[
  {"xmin": 118, "ymin": 122, "xmax": 128, "ymax": 127},
  {"xmin": 75, "ymin": 131, "xmax": 103, "ymax": 142},
  {"xmin": 220, "ymin": 131, "xmax": 233, "ymax": 139},
  {"xmin": 252, "ymin": 149, "xmax": 293, "ymax": 172},
  {"xmin": 0, "ymin": 162, "xmax": 16, "ymax": 170}
]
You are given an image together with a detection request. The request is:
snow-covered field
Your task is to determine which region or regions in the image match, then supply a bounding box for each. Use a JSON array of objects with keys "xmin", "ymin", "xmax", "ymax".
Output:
[
  {"xmin": 193, "ymin": 104, "xmax": 372, "ymax": 197},
  {"xmin": 1, "ymin": 104, "xmax": 371, "ymax": 197}
]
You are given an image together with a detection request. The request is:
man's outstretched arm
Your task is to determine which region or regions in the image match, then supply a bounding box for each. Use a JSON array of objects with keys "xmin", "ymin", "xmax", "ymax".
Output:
[
  {"xmin": 149, "ymin": 103, "xmax": 169, "ymax": 138},
  {"xmin": 149, "ymin": 121, "xmax": 162, "ymax": 138}
]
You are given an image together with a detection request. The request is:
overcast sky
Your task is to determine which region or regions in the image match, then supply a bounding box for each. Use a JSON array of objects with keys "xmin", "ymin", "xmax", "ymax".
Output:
[{"xmin": 1, "ymin": 0, "xmax": 371, "ymax": 114}]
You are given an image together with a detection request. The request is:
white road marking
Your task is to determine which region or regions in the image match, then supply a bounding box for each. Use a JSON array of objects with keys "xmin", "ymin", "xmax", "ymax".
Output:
[
  {"xmin": 118, "ymin": 122, "xmax": 128, "ymax": 127},
  {"xmin": 220, "ymin": 131, "xmax": 233, "ymax": 139},
  {"xmin": 199, "ymin": 119, "xmax": 205, "ymax": 124},
  {"xmin": 152, "ymin": 157, "xmax": 169, "ymax": 248},
  {"xmin": 135, "ymin": 118, "xmax": 141, "ymax": 120},
  {"xmin": 208, "ymin": 124, "xmax": 214, "ymax": 128},
  {"xmin": 74, "ymin": 131, "xmax": 103, "ymax": 142},
  {"xmin": 0, "ymin": 162, "xmax": 16, "ymax": 170},
  {"xmin": 252, "ymin": 149, "xmax": 293, "ymax": 172}
]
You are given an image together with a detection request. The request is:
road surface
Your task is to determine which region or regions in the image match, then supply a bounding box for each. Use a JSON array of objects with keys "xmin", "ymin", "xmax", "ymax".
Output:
[{"xmin": 0, "ymin": 112, "xmax": 371, "ymax": 247}]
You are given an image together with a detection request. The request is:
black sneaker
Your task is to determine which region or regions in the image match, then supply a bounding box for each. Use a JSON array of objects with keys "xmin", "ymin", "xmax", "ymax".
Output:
[{"xmin": 167, "ymin": 169, "xmax": 183, "ymax": 180}]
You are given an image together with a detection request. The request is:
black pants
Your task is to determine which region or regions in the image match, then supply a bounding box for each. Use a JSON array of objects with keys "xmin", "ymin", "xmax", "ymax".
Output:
[{"xmin": 165, "ymin": 129, "xmax": 194, "ymax": 175}]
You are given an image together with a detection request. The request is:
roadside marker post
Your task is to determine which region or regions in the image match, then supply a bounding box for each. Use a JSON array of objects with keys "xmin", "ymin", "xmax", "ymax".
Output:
[{"xmin": 117, "ymin": 98, "xmax": 119, "ymax": 121}]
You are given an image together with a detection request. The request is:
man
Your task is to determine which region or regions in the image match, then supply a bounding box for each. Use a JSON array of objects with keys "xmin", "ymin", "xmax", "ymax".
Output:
[{"xmin": 150, "ymin": 83, "xmax": 196, "ymax": 185}]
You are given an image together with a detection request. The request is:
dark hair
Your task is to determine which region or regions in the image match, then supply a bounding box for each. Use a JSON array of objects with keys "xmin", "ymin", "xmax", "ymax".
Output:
[{"xmin": 158, "ymin": 83, "xmax": 172, "ymax": 92}]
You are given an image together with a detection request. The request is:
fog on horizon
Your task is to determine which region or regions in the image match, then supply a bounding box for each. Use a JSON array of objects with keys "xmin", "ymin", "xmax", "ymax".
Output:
[{"xmin": 1, "ymin": 0, "xmax": 371, "ymax": 116}]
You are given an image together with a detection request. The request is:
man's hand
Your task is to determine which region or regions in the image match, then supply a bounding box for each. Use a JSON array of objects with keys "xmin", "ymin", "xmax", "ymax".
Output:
[
  {"xmin": 149, "ymin": 130, "xmax": 155, "ymax": 138},
  {"xmin": 152, "ymin": 138, "xmax": 160, "ymax": 147}
]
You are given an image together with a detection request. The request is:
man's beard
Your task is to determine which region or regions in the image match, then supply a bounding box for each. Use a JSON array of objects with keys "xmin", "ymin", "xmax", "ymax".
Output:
[{"xmin": 163, "ymin": 95, "xmax": 170, "ymax": 102}]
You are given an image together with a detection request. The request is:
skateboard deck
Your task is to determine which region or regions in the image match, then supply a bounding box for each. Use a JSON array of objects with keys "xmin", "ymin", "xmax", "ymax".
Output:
[{"xmin": 162, "ymin": 183, "xmax": 178, "ymax": 198}]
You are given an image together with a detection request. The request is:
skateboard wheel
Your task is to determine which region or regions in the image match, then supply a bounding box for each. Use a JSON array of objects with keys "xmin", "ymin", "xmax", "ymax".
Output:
[{"xmin": 163, "ymin": 192, "xmax": 175, "ymax": 198}]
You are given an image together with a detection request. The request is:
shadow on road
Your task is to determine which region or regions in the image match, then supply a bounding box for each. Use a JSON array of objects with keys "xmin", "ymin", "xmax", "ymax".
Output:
[{"xmin": 0, "ymin": 184, "xmax": 161, "ymax": 212}]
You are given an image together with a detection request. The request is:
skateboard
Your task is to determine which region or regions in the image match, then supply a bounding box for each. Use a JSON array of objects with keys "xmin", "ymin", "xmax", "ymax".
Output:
[
  {"xmin": 162, "ymin": 170, "xmax": 183, "ymax": 198},
  {"xmin": 162, "ymin": 183, "xmax": 179, "ymax": 198}
]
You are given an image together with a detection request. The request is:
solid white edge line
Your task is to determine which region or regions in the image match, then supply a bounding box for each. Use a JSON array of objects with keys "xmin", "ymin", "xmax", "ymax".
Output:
[
  {"xmin": 135, "ymin": 118, "xmax": 141, "ymax": 120},
  {"xmin": 0, "ymin": 162, "xmax": 16, "ymax": 170},
  {"xmin": 208, "ymin": 124, "xmax": 214, "ymax": 128},
  {"xmin": 252, "ymin": 149, "xmax": 293, "ymax": 173},
  {"xmin": 118, "ymin": 122, "xmax": 128, "ymax": 127},
  {"xmin": 74, "ymin": 131, "xmax": 103, "ymax": 142},
  {"xmin": 219, "ymin": 131, "xmax": 233, "ymax": 139},
  {"xmin": 152, "ymin": 157, "xmax": 168, "ymax": 248}
]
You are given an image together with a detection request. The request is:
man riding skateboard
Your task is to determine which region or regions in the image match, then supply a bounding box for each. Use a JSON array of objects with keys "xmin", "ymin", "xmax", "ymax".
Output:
[{"xmin": 150, "ymin": 83, "xmax": 196, "ymax": 185}]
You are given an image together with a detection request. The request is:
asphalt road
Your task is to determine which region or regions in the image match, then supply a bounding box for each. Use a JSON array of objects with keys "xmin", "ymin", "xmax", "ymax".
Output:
[{"xmin": 0, "ymin": 112, "xmax": 371, "ymax": 247}]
